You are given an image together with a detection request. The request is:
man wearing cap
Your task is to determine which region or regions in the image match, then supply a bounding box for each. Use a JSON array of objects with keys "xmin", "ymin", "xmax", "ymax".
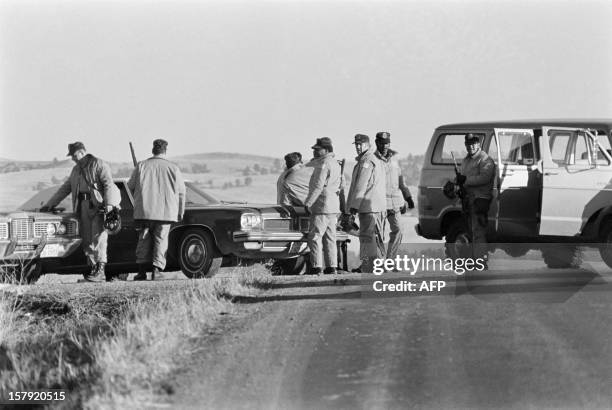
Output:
[
  {"xmin": 374, "ymin": 132, "xmax": 415, "ymax": 260},
  {"xmin": 128, "ymin": 139, "xmax": 186, "ymax": 281},
  {"xmin": 303, "ymin": 137, "xmax": 342, "ymax": 275},
  {"xmin": 277, "ymin": 152, "xmax": 314, "ymax": 207},
  {"xmin": 347, "ymin": 134, "xmax": 386, "ymax": 273},
  {"xmin": 41, "ymin": 142, "xmax": 121, "ymax": 282},
  {"xmin": 456, "ymin": 133, "xmax": 496, "ymax": 263}
]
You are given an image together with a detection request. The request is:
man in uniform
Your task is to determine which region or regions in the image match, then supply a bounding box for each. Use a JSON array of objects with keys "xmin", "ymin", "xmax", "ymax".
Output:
[
  {"xmin": 128, "ymin": 139, "xmax": 186, "ymax": 281},
  {"xmin": 303, "ymin": 138, "xmax": 342, "ymax": 275},
  {"xmin": 347, "ymin": 134, "xmax": 386, "ymax": 273},
  {"xmin": 277, "ymin": 152, "xmax": 314, "ymax": 206},
  {"xmin": 456, "ymin": 133, "xmax": 496, "ymax": 263},
  {"xmin": 41, "ymin": 142, "xmax": 120, "ymax": 282},
  {"xmin": 374, "ymin": 131, "xmax": 415, "ymax": 260}
]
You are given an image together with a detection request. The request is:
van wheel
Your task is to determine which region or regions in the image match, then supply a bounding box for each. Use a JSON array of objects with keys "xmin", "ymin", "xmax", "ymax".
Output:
[
  {"xmin": 599, "ymin": 221, "xmax": 612, "ymax": 268},
  {"xmin": 271, "ymin": 256, "xmax": 306, "ymax": 275},
  {"xmin": 445, "ymin": 220, "xmax": 471, "ymax": 259},
  {"xmin": 178, "ymin": 229, "xmax": 222, "ymax": 278},
  {"xmin": 541, "ymin": 245, "xmax": 582, "ymax": 269},
  {"xmin": 503, "ymin": 244, "xmax": 530, "ymax": 258}
]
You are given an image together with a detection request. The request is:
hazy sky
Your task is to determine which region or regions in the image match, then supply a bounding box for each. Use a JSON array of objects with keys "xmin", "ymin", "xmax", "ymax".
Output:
[{"xmin": 1, "ymin": 0, "xmax": 611, "ymax": 163}]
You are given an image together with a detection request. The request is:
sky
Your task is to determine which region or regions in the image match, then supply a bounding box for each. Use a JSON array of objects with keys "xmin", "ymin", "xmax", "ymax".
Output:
[{"xmin": 1, "ymin": 0, "xmax": 611, "ymax": 163}]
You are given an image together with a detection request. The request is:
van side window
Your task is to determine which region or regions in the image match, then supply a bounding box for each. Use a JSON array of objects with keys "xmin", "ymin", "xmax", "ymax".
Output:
[
  {"xmin": 497, "ymin": 131, "xmax": 535, "ymax": 165},
  {"xmin": 572, "ymin": 134, "xmax": 589, "ymax": 165},
  {"xmin": 549, "ymin": 133, "xmax": 571, "ymax": 165},
  {"xmin": 593, "ymin": 131, "xmax": 612, "ymax": 165},
  {"xmin": 432, "ymin": 134, "xmax": 467, "ymax": 164}
]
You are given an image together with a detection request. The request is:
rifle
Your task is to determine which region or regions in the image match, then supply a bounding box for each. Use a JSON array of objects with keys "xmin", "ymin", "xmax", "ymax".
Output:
[
  {"xmin": 337, "ymin": 158, "xmax": 351, "ymax": 271},
  {"xmin": 338, "ymin": 158, "xmax": 347, "ymax": 213},
  {"xmin": 451, "ymin": 152, "xmax": 466, "ymax": 198},
  {"xmin": 129, "ymin": 142, "xmax": 138, "ymax": 167}
]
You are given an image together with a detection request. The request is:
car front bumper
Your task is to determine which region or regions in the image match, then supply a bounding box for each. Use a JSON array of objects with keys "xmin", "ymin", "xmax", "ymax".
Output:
[{"xmin": 0, "ymin": 238, "xmax": 82, "ymax": 262}]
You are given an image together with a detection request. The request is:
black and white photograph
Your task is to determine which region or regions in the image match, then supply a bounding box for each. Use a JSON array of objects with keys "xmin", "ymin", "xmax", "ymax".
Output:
[{"xmin": 1, "ymin": 0, "xmax": 612, "ymax": 408}]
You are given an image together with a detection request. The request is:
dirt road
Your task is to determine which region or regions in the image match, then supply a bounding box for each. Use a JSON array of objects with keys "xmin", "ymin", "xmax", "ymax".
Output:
[{"xmin": 170, "ymin": 260, "xmax": 612, "ymax": 410}]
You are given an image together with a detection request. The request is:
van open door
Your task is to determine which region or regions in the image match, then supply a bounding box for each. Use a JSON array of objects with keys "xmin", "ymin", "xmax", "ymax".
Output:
[{"xmin": 540, "ymin": 126, "xmax": 612, "ymax": 236}]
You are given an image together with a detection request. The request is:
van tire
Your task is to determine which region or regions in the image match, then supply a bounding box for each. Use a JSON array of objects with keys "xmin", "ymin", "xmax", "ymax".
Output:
[
  {"xmin": 599, "ymin": 221, "xmax": 612, "ymax": 268},
  {"xmin": 541, "ymin": 245, "xmax": 582, "ymax": 269},
  {"xmin": 445, "ymin": 220, "xmax": 471, "ymax": 259}
]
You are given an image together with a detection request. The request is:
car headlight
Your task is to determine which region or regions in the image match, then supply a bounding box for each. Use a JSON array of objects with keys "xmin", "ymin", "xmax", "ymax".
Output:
[
  {"xmin": 240, "ymin": 213, "xmax": 262, "ymax": 230},
  {"xmin": 56, "ymin": 223, "xmax": 67, "ymax": 235},
  {"xmin": 46, "ymin": 223, "xmax": 57, "ymax": 236}
]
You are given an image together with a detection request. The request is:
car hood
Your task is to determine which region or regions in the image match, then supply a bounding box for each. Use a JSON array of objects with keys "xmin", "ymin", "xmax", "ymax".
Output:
[{"xmin": 186, "ymin": 203, "xmax": 308, "ymax": 217}]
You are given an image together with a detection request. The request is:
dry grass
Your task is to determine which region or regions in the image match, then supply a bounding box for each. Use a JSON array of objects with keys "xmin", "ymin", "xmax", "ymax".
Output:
[{"xmin": 0, "ymin": 265, "xmax": 272, "ymax": 409}]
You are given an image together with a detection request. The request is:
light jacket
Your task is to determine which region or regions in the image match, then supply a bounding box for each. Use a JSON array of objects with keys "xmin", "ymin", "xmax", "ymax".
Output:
[
  {"xmin": 45, "ymin": 154, "xmax": 120, "ymax": 212},
  {"xmin": 461, "ymin": 149, "xmax": 496, "ymax": 200},
  {"xmin": 374, "ymin": 149, "xmax": 413, "ymax": 210},
  {"xmin": 347, "ymin": 148, "xmax": 386, "ymax": 212},
  {"xmin": 127, "ymin": 156, "xmax": 186, "ymax": 222},
  {"xmin": 304, "ymin": 153, "xmax": 342, "ymax": 214},
  {"xmin": 278, "ymin": 163, "xmax": 315, "ymax": 207}
]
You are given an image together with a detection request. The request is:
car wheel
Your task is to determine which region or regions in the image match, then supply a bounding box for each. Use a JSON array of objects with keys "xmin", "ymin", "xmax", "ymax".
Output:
[
  {"xmin": 502, "ymin": 244, "xmax": 530, "ymax": 258},
  {"xmin": 541, "ymin": 245, "xmax": 582, "ymax": 269},
  {"xmin": 271, "ymin": 256, "xmax": 306, "ymax": 275},
  {"xmin": 178, "ymin": 228, "xmax": 222, "ymax": 278},
  {"xmin": 444, "ymin": 219, "xmax": 471, "ymax": 259},
  {"xmin": 0, "ymin": 259, "xmax": 42, "ymax": 284},
  {"xmin": 599, "ymin": 221, "xmax": 612, "ymax": 268}
]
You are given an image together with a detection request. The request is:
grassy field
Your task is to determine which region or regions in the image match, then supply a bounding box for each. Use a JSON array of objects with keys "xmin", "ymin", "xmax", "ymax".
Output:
[{"xmin": 0, "ymin": 266, "xmax": 273, "ymax": 409}]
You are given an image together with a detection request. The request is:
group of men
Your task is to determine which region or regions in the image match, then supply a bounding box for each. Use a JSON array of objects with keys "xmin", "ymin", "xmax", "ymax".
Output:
[
  {"xmin": 42, "ymin": 139, "xmax": 185, "ymax": 282},
  {"xmin": 277, "ymin": 132, "xmax": 415, "ymax": 274}
]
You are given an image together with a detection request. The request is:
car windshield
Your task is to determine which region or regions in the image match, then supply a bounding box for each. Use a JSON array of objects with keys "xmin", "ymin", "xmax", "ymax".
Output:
[{"xmin": 185, "ymin": 182, "xmax": 220, "ymax": 206}]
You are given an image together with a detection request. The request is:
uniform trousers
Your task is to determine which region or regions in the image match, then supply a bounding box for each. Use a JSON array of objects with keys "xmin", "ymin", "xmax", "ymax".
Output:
[
  {"xmin": 307, "ymin": 214, "xmax": 338, "ymax": 269},
  {"xmin": 135, "ymin": 221, "xmax": 171, "ymax": 270},
  {"xmin": 384, "ymin": 209, "xmax": 403, "ymax": 259},
  {"xmin": 78, "ymin": 199, "xmax": 107, "ymax": 266},
  {"xmin": 358, "ymin": 212, "xmax": 385, "ymax": 273}
]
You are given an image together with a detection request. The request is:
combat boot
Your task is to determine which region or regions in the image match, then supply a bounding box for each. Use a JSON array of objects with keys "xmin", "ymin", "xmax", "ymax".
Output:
[
  {"xmin": 323, "ymin": 267, "xmax": 337, "ymax": 275},
  {"xmin": 83, "ymin": 263, "xmax": 105, "ymax": 283},
  {"xmin": 151, "ymin": 266, "xmax": 163, "ymax": 281},
  {"xmin": 133, "ymin": 264, "xmax": 147, "ymax": 281}
]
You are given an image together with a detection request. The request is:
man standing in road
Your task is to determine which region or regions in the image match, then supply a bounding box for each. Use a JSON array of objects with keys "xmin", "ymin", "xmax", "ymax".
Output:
[
  {"xmin": 456, "ymin": 133, "xmax": 496, "ymax": 264},
  {"xmin": 128, "ymin": 139, "xmax": 186, "ymax": 281},
  {"xmin": 374, "ymin": 132, "xmax": 415, "ymax": 260},
  {"xmin": 277, "ymin": 152, "xmax": 314, "ymax": 207},
  {"xmin": 41, "ymin": 142, "xmax": 121, "ymax": 282},
  {"xmin": 347, "ymin": 134, "xmax": 386, "ymax": 273},
  {"xmin": 303, "ymin": 138, "xmax": 342, "ymax": 275}
]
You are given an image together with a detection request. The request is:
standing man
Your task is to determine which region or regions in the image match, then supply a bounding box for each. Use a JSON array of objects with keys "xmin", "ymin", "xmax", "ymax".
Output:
[
  {"xmin": 128, "ymin": 139, "xmax": 186, "ymax": 281},
  {"xmin": 456, "ymin": 133, "xmax": 496, "ymax": 264},
  {"xmin": 303, "ymin": 138, "xmax": 342, "ymax": 275},
  {"xmin": 374, "ymin": 132, "xmax": 415, "ymax": 260},
  {"xmin": 277, "ymin": 152, "xmax": 314, "ymax": 206},
  {"xmin": 41, "ymin": 142, "xmax": 120, "ymax": 282},
  {"xmin": 347, "ymin": 134, "xmax": 386, "ymax": 273}
]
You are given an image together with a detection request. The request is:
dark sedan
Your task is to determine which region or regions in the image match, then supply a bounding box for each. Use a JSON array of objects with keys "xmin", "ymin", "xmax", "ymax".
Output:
[{"xmin": 1, "ymin": 179, "xmax": 349, "ymax": 282}]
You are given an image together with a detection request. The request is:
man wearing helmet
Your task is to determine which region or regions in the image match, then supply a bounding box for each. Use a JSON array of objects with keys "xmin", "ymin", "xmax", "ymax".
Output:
[{"xmin": 41, "ymin": 142, "xmax": 121, "ymax": 282}]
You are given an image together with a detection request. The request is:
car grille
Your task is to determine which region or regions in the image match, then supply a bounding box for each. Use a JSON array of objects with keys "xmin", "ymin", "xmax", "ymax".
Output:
[
  {"xmin": 0, "ymin": 223, "xmax": 8, "ymax": 239},
  {"xmin": 263, "ymin": 218, "xmax": 292, "ymax": 231},
  {"xmin": 11, "ymin": 218, "xmax": 32, "ymax": 240},
  {"xmin": 299, "ymin": 217, "xmax": 310, "ymax": 232}
]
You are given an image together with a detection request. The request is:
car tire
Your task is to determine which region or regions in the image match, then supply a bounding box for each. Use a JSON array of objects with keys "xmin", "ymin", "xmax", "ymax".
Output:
[
  {"xmin": 271, "ymin": 256, "xmax": 306, "ymax": 275},
  {"xmin": 502, "ymin": 244, "xmax": 530, "ymax": 258},
  {"xmin": 541, "ymin": 245, "xmax": 582, "ymax": 269},
  {"xmin": 445, "ymin": 219, "xmax": 471, "ymax": 260},
  {"xmin": 0, "ymin": 260, "xmax": 42, "ymax": 284},
  {"xmin": 599, "ymin": 221, "xmax": 612, "ymax": 268},
  {"xmin": 178, "ymin": 228, "xmax": 222, "ymax": 278}
]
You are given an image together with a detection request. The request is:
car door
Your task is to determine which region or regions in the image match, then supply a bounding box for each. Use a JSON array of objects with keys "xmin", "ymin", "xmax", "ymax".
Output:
[
  {"xmin": 106, "ymin": 181, "xmax": 139, "ymax": 264},
  {"xmin": 540, "ymin": 126, "xmax": 612, "ymax": 236},
  {"xmin": 490, "ymin": 128, "xmax": 541, "ymax": 237}
]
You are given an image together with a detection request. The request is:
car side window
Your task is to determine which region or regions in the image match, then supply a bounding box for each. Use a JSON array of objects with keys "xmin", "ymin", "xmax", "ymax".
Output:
[
  {"xmin": 497, "ymin": 131, "xmax": 535, "ymax": 165},
  {"xmin": 432, "ymin": 134, "xmax": 467, "ymax": 165}
]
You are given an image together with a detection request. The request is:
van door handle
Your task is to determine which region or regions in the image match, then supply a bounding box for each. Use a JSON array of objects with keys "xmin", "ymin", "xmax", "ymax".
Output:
[
  {"xmin": 544, "ymin": 171, "xmax": 559, "ymax": 176},
  {"xmin": 503, "ymin": 171, "xmax": 514, "ymax": 176}
]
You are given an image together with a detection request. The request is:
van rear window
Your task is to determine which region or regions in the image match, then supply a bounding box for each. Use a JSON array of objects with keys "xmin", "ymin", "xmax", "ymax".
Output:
[{"xmin": 432, "ymin": 134, "xmax": 468, "ymax": 164}]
